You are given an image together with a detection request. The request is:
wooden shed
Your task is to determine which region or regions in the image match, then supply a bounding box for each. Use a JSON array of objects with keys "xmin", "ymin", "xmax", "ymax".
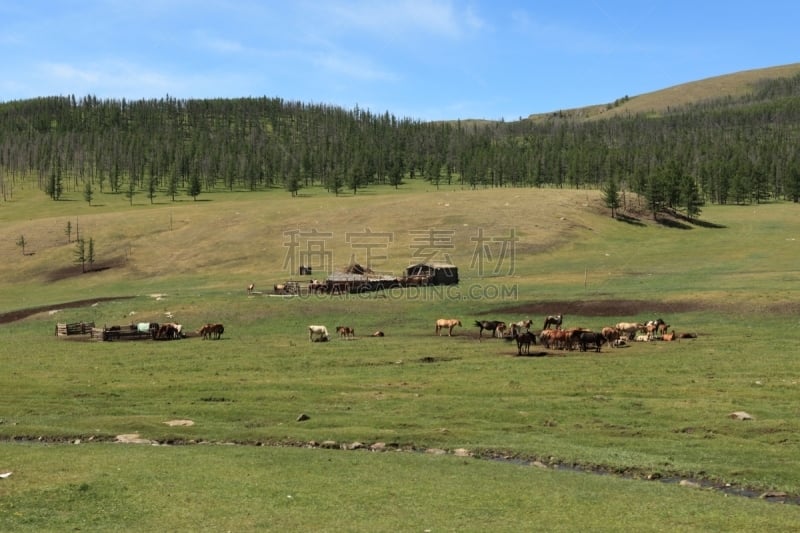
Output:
[{"xmin": 404, "ymin": 262, "xmax": 459, "ymax": 285}]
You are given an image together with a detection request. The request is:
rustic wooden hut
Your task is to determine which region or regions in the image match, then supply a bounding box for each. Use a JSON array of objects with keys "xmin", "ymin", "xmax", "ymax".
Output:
[{"xmin": 404, "ymin": 262, "xmax": 459, "ymax": 285}]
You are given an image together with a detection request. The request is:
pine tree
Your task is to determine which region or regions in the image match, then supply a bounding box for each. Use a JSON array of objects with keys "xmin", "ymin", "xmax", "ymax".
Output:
[
  {"xmin": 602, "ymin": 176, "xmax": 621, "ymax": 218},
  {"xmin": 147, "ymin": 174, "xmax": 158, "ymax": 204},
  {"xmin": 188, "ymin": 172, "xmax": 202, "ymax": 200},
  {"xmin": 16, "ymin": 235, "xmax": 27, "ymax": 255},
  {"xmin": 83, "ymin": 181, "xmax": 94, "ymax": 205},
  {"xmin": 680, "ymin": 176, "xmax": 704, "ymax": 220},
  {"xmin": 74, "ymin": 238, "xmax": 86, "ymax": 272},
  {"xmin": 87, "ymin": 238, "xmax": 95, "ymax": 271}
]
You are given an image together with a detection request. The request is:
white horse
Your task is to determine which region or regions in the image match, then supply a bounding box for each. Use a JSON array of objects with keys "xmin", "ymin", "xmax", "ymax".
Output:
[{"xmin": 308, "ymin": 325, "xmax": 329, "ymax": 342}]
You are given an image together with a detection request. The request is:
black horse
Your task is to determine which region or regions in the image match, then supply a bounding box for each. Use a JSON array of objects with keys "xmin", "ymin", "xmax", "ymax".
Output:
[
  {"xmin": 543, "ymin": 314, "xmax": 563, "ymax": 330},
  {"xmin": 514, "ymin": 330, "xmax": 537, "ymax": 355},
  {"xmin": 474, "ymin": 320, "xmax": 505, "ymax": 338}
]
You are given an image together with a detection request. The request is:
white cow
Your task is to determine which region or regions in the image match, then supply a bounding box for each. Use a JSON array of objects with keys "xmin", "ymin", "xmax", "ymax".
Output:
[{"xmin": 308, "ymin": 325, "xmax": 330, "ymax": 342}]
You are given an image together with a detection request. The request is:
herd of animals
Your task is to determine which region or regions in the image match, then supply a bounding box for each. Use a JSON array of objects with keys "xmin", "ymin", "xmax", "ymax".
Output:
[
  {"xmin": 130, "ymin": 322, "xmax": 225, "ymax": 340},
  {"xmin": 308, "ymin": 314, "xmax": 697, "ymax": 355}
]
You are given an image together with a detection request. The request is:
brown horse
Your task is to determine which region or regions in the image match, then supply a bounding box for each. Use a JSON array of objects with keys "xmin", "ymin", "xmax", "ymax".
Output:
[
  {"xmin": 435, "ymin": 318, "xmax": 462, "ymax": 336},
  {"xmin": 198, "ymin": 323, "xmax": 224, "ymax": 340},
  {"xmin": 336, "ymin": 326, "xmax": 355, "ymax": 338}
]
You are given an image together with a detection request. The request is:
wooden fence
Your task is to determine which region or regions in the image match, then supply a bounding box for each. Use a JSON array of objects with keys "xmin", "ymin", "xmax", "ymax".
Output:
[{"xmin": 55, "ymin": 322, "xmax": 95, "ymax": 337}]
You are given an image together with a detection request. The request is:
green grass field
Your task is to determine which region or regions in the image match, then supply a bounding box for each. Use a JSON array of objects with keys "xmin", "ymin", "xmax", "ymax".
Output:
[{"xmin": 2, "ymin": 182, "xmax": 800, "ymax": 530}]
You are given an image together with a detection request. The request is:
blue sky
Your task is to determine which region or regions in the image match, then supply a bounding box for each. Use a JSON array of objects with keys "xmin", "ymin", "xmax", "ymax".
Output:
[{"xmin": 1, "ymin": 1, "xmax": 798, "ymax": 121}]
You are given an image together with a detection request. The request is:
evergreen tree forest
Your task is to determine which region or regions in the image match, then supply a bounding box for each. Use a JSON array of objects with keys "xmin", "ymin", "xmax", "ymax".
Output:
[{"xmin": 1, "ymin": 73, "xmax": 800, "ymax": 217}]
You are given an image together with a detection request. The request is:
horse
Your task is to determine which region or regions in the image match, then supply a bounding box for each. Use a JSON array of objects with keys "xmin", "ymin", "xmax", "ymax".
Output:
[
  {"xmin": 336, "ymin": 326, "xmax": 355, "ymax": 338},
  {"xmin": 198, "ymin": 323, "xmax": 224, "ymax": 340},
  {"xmin": 435, "ymin": 318, "xmax": 462, "ymax": 337},
  {"xmin": 615, "ymin": 322, "xmax": 645, "ymax": 340},
  {"xmin": 601, "ymin": 326, "xmax": 621, "ymax": 347},
  {"xmin": 513, "ymin": 330, "xmax": 537, "ymax": 355},
  {"xmin": 157, "ymin": 323, "xmax": 180, "ymax": 340},
  {"xmin": 247, "ymin": 283, "xmax": 255, "ymax": 294},
  {"xmin": 308, "ymin": 325, "xmax": 329, "ymax": 342},
  {"xmin": 474, "ymin": 320, "xmax": 505, "ymax": 338},
  {"xmin": 208, "ymin": 323, "xmax": 224, "ymax": 339},
  {"xmin": 543, "ymin": 314, "xmax": 563, "ymax": 330},
  {"xmin": 578, "ymin": 331, "xmax": 606, "ymax": 353},
  {"xmin": 509, "ymin": 319, "xmax": 532, "ymax": 336}
]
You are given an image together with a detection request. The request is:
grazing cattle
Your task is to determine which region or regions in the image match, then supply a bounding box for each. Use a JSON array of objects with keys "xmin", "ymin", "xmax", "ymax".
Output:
[
  {"xmin": 308, "ymin": 325, "xmax": 329, "ymax": 342},
  {"xmin": 513, "ymin": 331, "xmax": 537, "ymax": 355},
  {"xmin": 601, "ymin": 326, "xmax": 621, "ymax": 347},
  {"xmin": 435, "ymin": 318, "xmax": 462, "ymax": 337},
  {"xmin": 474, "ymin": 320, "xmax": 505, "ymax": 338},
  {"xmin": 578, "ymin": 331, "xmax": 606, "ymax": 352},
  {"xmin": 247, "ymin": 283, "xmax": 255, "ymax": 294},
  {"xmin": 615, "ymin": 322, "xmax": 645, "ymax": 340},
  {"xmin": 336, "ymin": 326, "xmax": 355, "ymax": 338},
  {"xmin": 543, "ymin": 314, "xmax": 563, "ymax": 330}
]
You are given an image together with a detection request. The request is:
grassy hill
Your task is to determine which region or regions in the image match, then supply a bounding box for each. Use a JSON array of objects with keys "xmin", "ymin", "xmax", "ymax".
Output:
[
  {"xmin": 0, "ymin": 182, "xmax": 610, "ymax": 309},
  {"xmin": 527, "ymin": 62, "xmax": 800, "ymax": 122}
]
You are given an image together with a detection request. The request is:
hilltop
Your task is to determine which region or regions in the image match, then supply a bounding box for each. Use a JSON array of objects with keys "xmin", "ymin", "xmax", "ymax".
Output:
[{"xmin": 526, "ymin": 62, "xmax": 800, "ymax": 122}]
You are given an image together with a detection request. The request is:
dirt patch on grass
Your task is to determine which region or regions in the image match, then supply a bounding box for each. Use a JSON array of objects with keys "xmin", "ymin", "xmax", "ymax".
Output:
[
  {"xmin": 489, "ymin": 299, "xmax": 708, "ymax": 318},
  {"xmin": 0, "ymin": 296, "xmax": 135, "ymax": 324},
  {"xmin": 45, "ymin": 256, "xmax": 127, "ymax": 282}
]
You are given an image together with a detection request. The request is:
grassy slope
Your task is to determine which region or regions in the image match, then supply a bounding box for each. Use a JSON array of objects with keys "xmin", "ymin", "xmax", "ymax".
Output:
[
  {"xmin": 2, "ymin": 183, "xmax": 800, "ymax": 529},
  {"xmin": 526, "ymin": 62, "xmax": 800, "ymax": 122}
]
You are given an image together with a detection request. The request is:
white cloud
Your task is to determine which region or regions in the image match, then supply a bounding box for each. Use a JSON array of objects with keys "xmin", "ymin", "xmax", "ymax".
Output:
[
  {"xmin": 312, "ymin": 50, "xmax": 399, "ymax": 82},
  {"xmin": 311, "ymin": 0, "xmax": 484, "ymax": 40},
  {"xmin": 41, "ymin": 63, "xmax": 101, "ymax": 84},
  {"xmin": 36, "ymin": 61, "xmax": 178, "ymax": 98}
]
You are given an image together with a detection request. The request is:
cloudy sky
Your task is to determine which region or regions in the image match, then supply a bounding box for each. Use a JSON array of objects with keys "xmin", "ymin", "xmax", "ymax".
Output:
[{"xmin": 2, "ymin": 1, "xmax": 798, "ymax": 120}]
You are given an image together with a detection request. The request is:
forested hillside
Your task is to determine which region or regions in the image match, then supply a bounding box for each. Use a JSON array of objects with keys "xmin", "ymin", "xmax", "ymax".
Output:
[{"xmin": 1, "ymin": 70, "xmax": 799, "ymax": 217}]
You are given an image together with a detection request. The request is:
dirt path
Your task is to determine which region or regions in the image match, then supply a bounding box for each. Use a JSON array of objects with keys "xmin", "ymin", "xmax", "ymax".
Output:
[{"xmin": 0, "ymin": 297, "xmax": 134, "ymax": 324}]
